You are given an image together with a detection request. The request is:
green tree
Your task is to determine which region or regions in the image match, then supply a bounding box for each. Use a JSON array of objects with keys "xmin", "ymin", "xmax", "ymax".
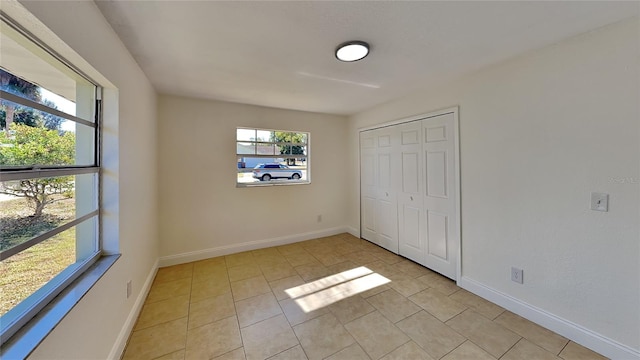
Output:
[
  {"xmin": 271, "ymin": 132, "xmax": 306, "ymax": 165},
  {"xmin": 1, "ymin": 69, "xmax": 42, "ymax": 131},
  {"xmin": 0, "ymin": 124, "xmax": 75, "ymax": 218},
  {"xmin": 41, "ymin": 99, "xmax": 65, "ymax": 131}
]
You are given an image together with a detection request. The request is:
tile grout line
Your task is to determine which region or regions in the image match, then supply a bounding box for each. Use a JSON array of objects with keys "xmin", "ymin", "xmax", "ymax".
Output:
[
  {"xmin": 126, "ymin": 234, "xmax": 600, "ymax": 360},
  {"xmin": 496, "ymin": 337, "xmax": 525, "ymax": 360}
]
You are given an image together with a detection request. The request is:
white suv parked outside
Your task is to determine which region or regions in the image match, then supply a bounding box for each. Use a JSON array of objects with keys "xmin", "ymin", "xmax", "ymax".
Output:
[{"xmin": 252, "ymin": 163, "xmax": 302, "ymax": 181}]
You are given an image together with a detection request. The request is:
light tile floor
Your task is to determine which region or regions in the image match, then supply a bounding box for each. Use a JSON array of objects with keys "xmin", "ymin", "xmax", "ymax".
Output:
[{"xmin": 123, "ymin": 233, "xmax": 608, "ymax": 360}]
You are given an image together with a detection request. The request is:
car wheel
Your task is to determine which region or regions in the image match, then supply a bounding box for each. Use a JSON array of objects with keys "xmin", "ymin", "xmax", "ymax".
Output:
[
  {"xmin": 262, "ymin": 174, "xmax": 271, "ymax": 181},
  {"xmin": 291, "ymin": 173, "xmax": 301, "ymax": 180}
]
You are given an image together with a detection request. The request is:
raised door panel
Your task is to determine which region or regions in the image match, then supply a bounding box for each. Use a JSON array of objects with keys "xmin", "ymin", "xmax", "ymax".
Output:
[
  {"xmin": 399, "ymin": 204, "xmax": 422, "ymax": 262},
  {"xmin": 426, "ymin": 151, "xmax": 448, "ymax": 198},
  {"xmin": 376, "ymin": 199, "xmax": 397, "ymax": 251},
  {"xmin": 361, "ymin": 154, "xmax": 375, "ymax": 188},
  {"xmin": 378, "ymin": 153, "xmax": 392, "ymax": 190},
  {"xmin": 402, "ymin": 152, "xmax": 419, "ymax": 194},
  {"xmin": 426, "ymin": 211, "xmax": 448, "ymax": 260},
  {"xmin": 362, "ymin": 196, "xmax": 377, "ymax": 242},
  {"xmin": 378, "ymin": 134, "xmax": 392, "ymax": 147}
]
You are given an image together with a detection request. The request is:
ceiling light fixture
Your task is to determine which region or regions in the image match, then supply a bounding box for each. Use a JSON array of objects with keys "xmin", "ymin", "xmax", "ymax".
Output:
[{"xmin": 335, "ymin": 41, "xmax": 369, "ymax": 62}]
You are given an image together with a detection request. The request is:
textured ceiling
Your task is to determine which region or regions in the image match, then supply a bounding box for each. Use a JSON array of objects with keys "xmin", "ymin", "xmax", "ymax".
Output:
[{"xmin": 95, "ymin": 1, "xmax": 638, "ymax": 115}]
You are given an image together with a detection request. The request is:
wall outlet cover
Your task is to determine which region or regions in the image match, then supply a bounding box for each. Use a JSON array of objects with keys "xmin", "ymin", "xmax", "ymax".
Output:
[
  {"xmin": 511, "ymin": 267, "xmax": 524, "ymax": 284},
  {"xmin": 126, "ymin": 280, "xmax": 132, "ymax": 298}
]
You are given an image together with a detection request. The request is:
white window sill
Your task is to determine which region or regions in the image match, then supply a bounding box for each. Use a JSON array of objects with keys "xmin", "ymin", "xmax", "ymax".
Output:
[
  {"xmin": 0, "ymin": 254, "xmax": 120, "ymax": 359},
  {"xmin": 236, "ymin": 180, "xmax": 311, "ymax": 188}
]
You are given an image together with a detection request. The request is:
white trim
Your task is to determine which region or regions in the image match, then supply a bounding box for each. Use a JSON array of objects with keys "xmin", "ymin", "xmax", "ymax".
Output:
[
  {"xmin": 452, "ymin": 108, "xmax": 462, "ymax": 283},
  {"xmin": 345, "ymin": 226, "xmax": 359, "ymax": 239},
  {"xmin": 357, "ymin": 106, "xmax": 459, "ymax": 132},
  {"xmin": 459, "ymin": 276, "xmax": 640, "ymax": 360},
  {"xmin": 108, "ymin": 258, "xmax": 159, "ymax": 360},
  {"xmin": 159, "ymin": 227, "xmax": 350, "ymax": 267}
]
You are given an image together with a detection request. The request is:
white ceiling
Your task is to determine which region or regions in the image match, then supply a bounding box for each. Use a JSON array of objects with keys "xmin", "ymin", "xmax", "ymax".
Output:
[{"xmin": 95, "ymin": 1, "xmax": 638, "ymax": 116}]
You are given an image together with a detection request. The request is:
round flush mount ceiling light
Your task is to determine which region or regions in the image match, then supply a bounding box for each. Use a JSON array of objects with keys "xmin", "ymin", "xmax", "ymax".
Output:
[{"xmin": 335, "ymin": 41, "xmax": 370, "ymax": 62}]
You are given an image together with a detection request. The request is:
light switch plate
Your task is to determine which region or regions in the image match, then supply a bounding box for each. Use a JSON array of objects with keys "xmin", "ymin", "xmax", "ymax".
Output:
[{"xmin": 590, "ymin": 192, "xmax": 609, "ymax": 212}]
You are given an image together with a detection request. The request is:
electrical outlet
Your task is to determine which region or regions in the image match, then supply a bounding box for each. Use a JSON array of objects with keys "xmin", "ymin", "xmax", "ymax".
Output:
[
  {"xmin": 317, "ymin": 214, "xmax": 322, "ymax": 223},
  {"xmin": 511, "ymin": 267, "xmax": 523, "ymax": 284},
  {"xmin": 126, "ymin": 280, "xmax": 132, "ymax": 298},
  {"xmin": 590, "ymin": 192, "xmax": 609, "ymax": 212}
]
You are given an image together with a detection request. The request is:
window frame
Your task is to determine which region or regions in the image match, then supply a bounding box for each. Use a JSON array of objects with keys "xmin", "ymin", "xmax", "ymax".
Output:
[
  {"xmin": 236, "ymin": 127, "xmax": 310, "ymax": 187},
  {"xmin": 0, "ymin": 16, "xmax": 102, "ymax": 345}
]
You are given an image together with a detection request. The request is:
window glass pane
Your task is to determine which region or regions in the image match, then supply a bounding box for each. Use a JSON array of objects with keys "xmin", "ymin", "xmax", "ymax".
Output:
[
  {"xmin": 0, "ymin": 22, "xmax": 96, "ymax": 123},
  {"xmin": 0, "ymin": 120, "xmax": 95, "ymax": 168},
  {"xmin": 236, "ymin": 142, "xmax": 255, "ymax": 155},
  {"xmin": 255, "ymin": 130, "xmax": 273, "ymax": 142},
  {"xmin": 256, "ymin": 143, "xmax": 276, "ymax": 155},
  {"xmin": 0, "ymin": 173, "xmax": 97, "ymax": 256},
  {"xmin": 237, "ymin": 128, "xmax": 310, "ymax": 186},
  {"xmin": 236, "ymin": 128, "xmax": 255, "ymax": 142},
  {"xmin": 0, "ymin": 218, "xmax": 97, "ymax": 317},
  {"xmin": 237, "ymin": 157, "xmax": 308, "ymax": 184}
]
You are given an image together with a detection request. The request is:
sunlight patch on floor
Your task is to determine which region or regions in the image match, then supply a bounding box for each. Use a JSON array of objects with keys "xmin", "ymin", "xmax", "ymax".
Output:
[{"xmin": 285, "ymin": 266, "xmax": 391, "ymax": 313}]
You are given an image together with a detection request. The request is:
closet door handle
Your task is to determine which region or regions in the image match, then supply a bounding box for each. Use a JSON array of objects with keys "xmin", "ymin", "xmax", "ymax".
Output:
[
  {"xmin": 385, "ymin": 192, "xmax": 389, "ymax": 197},
  {"xmin": 410, "ymin": 196, "xmax": 414, "ymax": 201}
]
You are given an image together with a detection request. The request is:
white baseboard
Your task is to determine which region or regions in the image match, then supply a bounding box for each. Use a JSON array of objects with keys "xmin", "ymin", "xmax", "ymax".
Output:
[
  {"xmin": 159, "ymin": 227, "xmax": 352, "ymax": 267},
  {"xmin": 345, "ymin": 226, "xmax": 359, "ymax": 239},
  {"xmin": 108, "ymin": 258, "xmax": 159, "ymax": 360},
  {"xmin": 459, "ymin": 276, "xmax": 640, "ymax": 360}
]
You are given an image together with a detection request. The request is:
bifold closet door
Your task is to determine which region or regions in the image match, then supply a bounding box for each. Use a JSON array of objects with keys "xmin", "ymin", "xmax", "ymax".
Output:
[
  {"xmin": 360, "ymin": 131, "xmax": 378, "ymax": 245},
  {"xmin": 361, "ymin": 111, "xmax": 459, "ymax": 280},
  {"xmin": 398, "ymin": 121, "xmax": 425, "ymax": 263},
  {"xmin": 360, "ymin": 127, "xmax": 399, "ymax": 253},
  {"xmin": 422, "ymin": 112, "xmax": 458, "ymax": 279},
  {"xmin": 374, "ymin": 127, "xmax": 399, "ymax": 253}
]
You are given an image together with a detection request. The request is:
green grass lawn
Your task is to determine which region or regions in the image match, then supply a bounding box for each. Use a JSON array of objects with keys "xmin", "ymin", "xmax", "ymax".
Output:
[{"xmin": 0, "ymin": 197, "xmax": 75, "ymax": 316}]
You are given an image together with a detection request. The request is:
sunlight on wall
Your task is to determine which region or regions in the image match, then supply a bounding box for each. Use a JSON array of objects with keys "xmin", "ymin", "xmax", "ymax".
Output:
[{"xmin": 285, "ymin": 266, "xmax": 390, "ymax": 313}]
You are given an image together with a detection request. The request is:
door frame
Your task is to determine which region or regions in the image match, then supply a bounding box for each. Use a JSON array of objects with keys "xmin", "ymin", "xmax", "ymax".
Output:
[{"xmin": 358, "ymin": 106, "xmax": 461, "ymax": 282}]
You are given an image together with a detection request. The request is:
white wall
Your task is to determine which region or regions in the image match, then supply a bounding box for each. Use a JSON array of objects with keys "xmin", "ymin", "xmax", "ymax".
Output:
[
  {"xmin": 11, "ymin": 1, "xmax": 160, "ymax": 359},
  {"xmin": 157, "ymin": 96, "xmax": 350, "ymax": 262},
  {"xmin": 348, "ymin": 18, "xmax": 640, "ymax": 356}
]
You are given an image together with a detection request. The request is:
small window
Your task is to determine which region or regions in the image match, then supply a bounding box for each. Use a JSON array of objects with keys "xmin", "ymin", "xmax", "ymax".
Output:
[{"xmin": 237, "ymin": 128, "xmax": 309, "ymax": 186}]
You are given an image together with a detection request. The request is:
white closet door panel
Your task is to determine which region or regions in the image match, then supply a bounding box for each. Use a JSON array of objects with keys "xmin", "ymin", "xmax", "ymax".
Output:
[
  {"xmin": 398, "ymin": 121, "xmax": 424, "ymax": 261},
  {"xmin": 375, "ymin": 128, "xmax": 399, "ymax": 253},
  {"xmin": 362, "ymin": 196, "xmax": 377, "ymax": 241},
  {"xmin": 360, "ymin": 127, "xmax": 399, "ymax": 252},
  {"xmin": 360, "ymin": 131, "xmax": 378, "ymax": 243},
  {"xmin": 422, "ymin": 113, "xmax": 457, "ymax": 279}
]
